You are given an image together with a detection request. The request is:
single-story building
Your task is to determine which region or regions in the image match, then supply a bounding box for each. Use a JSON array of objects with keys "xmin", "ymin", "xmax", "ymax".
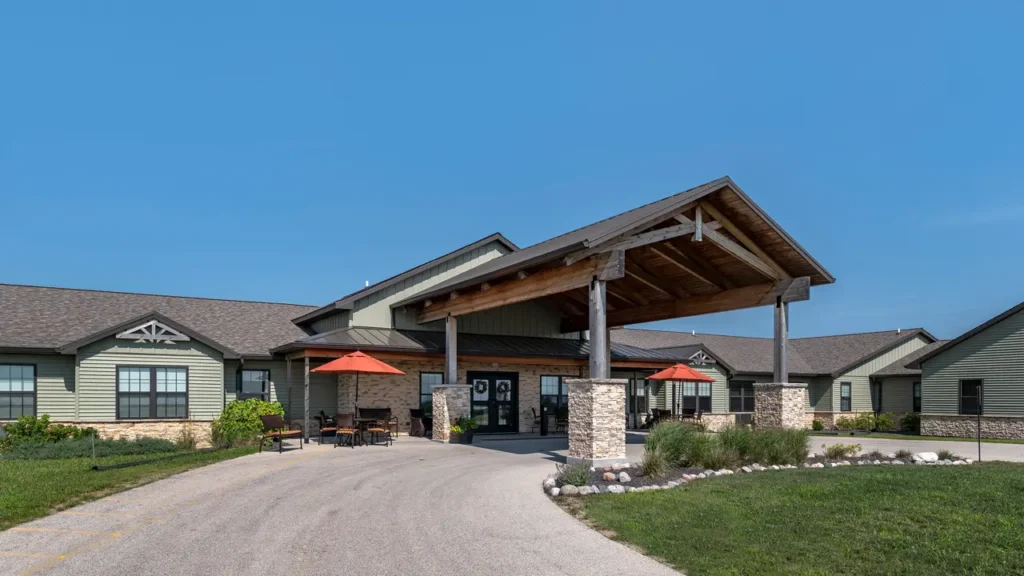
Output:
[
  {"xmin": 611, "ymin": 327, "xmax": 938, "ymax": 429},
  {"xmin": 910, "ymin": 300, "xmax": 1024, "ymax": 439},
  {"xmin": 1, "ymin": 176, "xmax": 847, "ymax": 450}
]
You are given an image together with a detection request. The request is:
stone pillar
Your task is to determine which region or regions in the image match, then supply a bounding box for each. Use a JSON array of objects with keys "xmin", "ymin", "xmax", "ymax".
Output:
[
  {"xmin": 566, "ymin": 378, "xmax": 628, "ymax": 467},
  {"xmin": 754, "ymin": 383, "xmax": 807, "ymax": 429},
  {"xmin": 431, "ymin": 384, "xmax": 471, "ymax": 443}
]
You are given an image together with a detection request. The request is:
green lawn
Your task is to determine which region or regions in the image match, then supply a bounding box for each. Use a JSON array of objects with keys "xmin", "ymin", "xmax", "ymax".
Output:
[
  {"xmin": 0, "ymin": 447, "xmax": 257, "ymax": 530},
  {"xmin": 582, "ymin": 463, "xmax": 1024, "ymax": 575},
  {"xmin": 813, "ymin": 432, "xmax": 1024, "ymax": 445}
]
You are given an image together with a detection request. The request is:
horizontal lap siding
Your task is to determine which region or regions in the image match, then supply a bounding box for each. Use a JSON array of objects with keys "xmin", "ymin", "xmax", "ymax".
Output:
[
  {"xmin": 880, "ymin": 376, "xmax": 916, "ymax": 413},
  {"xmin": 0, "ymin": 353, "xmax": 75, "ymax": 420},
  {"xmin": 655, "ymin": 365, "xmax": 728, "ymax": 413},
  {"xmin": 284, "ymin": 360, "xmax": 337, "ymax": 422},
  {"xmin": 833, "ymin": 335, "xmax": 931, "ymax": 413},
  {"xmin": 223, "ymin": 360, "xmax": 289, "ymax": 405},
  {"xmin": 78, "ymin": 337, "xmax": 224, "ymax": 421},
  {"xmin": 922, "ymin": 309, "xmax": 1024, "ymax": 416},
  {"xmin": 808, "ymin": 377, "xmax": 832, "ymax": 411}
]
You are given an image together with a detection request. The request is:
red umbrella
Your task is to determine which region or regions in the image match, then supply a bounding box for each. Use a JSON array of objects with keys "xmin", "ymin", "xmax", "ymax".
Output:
[
  {"xmin": 312, "ymin": 351, "xmax": 406, "ymax": 413},
  {"xmin": 648, "ymin": 364, "xmax": 715, "ymax": 382}
]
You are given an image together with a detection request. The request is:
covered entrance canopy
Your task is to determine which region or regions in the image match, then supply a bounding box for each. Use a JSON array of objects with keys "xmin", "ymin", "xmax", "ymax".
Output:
[{"xmin": 393, "ymin": 176, "xmax": 834, "ymax": 383}]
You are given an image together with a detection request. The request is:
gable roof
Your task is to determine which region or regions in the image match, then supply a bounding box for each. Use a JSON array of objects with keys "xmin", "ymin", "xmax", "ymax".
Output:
[
  {"xmin": 872, "ymin": 341, "xmax": 949, "ymax": 377},
  {"xmin": 271, "ymin": 327, "xmax": 683, "ymax": 363},
  {"xmin": 57, "ymin": 311, "xmax": 240, "ymax": 359},
  {"xmin": 0, "ymin": 284, "xmax": 316, "ymax": 358},
  {"xmin": 292, "ymin": 232, "xmax": 518, "ymax": 326},
  {"xmin": 611, "ymin": 327, "xmax": 935, "ymax": 377},
  {"xmin": 394, "ymin": 176, "xmax": 835, "ymax": 308},
  {"xmin": 911, "ymin": 300, "xmax": 1024, "ymax": 368}
]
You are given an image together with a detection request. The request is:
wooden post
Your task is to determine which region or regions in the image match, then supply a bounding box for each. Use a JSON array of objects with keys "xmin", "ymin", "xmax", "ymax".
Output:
[
  {"xmin": 773, "ymin": 297, "xmax": 789, "ymax": 383},
  {"xmin": 446, "ymin": 314, "xmax": 458, "ymax": 385},
  {"xmin": 303, "ymin": 355, "xmax": 310, "ymax": 443},
  {"xmin": 589, "ymin": 278, "xmax": 609, "ymax": 379},
  {"xmin": 285, "ymin": 357, "xmax": 292, "ymax": 418}
]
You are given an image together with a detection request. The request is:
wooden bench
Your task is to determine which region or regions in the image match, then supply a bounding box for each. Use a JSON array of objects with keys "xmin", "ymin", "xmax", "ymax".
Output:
[{"xmin": 260, "ymin": 415, "xmax": 303, "ymax": 453}]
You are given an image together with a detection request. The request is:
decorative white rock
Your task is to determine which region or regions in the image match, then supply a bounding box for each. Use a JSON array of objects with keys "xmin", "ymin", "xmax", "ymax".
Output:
[
  {"xmin": 543, "ymin": 477, "xmax": 556, "ymax": 489},
  {"xmin": 965, "ymin": 459, "xmax": 974, "ymax": 465},
  {"xmin": 612, "ymin": 463, "xmax": 623, "ymax": 472},
  {"xmin": 562, "ymin": 485, "xmax": 579, "ymax": 496},
  {"xmin": 912, "ymin": 452, "xmax": 939, "ymax": 463},
  {"xmin": 770, "ymin": 465, "xmax": 780, "ymax": 471},
  {"xmin": 892, "ymin": 460, "xmax": 905, "ymax": 465},
  {"xmin": 811, "ymin": 463, "xmax": 824, "ymax": 469},
  {"xmin": 618, "ymin": 472, "xmax": 631, "ymax": 483},
  {"xmin": 872, "ymin": 460, "xmax": 881, "ymax": 465},
  {"xmin": 887, "ymin": 453, "xmax": 897, "ymax": 459},
  {"xmin": 741, "ymin": 466, "xmax": 753, "ymax": 473},
  {"xmin": 578, "ymin": 486, "xmax": 593, "ymax": 496},
  {"xmin": 549, "ymin": 487, "xmax": 561, "ymax": 497},
  {"xmin": 607, "ymin": 484, "xmax": 625, "ymax": 494}
]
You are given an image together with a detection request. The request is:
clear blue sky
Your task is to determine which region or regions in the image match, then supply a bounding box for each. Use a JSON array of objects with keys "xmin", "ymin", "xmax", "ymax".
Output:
[{"xmin": 2, "ymin": 2, "xmax": 1021, "ymax": 340}]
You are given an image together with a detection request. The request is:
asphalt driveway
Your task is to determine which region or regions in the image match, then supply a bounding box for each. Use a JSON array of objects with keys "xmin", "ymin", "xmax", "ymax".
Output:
[{"xmin": 0, "ymin": 436, "xmax": 672, "ymax": 576}]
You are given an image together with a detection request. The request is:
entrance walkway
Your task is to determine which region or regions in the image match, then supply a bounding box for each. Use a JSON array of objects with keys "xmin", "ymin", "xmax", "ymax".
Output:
[{"xmin": 0, "ymin": 438, "xmax": 671, "ymax": 576}]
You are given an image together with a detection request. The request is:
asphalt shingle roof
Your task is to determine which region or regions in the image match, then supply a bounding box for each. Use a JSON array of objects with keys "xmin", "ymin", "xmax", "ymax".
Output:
[
  {"xmin": 0, "ymin": 284, "xmax": 316, "ymax": 357},
  {"xmin": 611, "ymin": 327, "xmax": 934, "ymax": 377}
]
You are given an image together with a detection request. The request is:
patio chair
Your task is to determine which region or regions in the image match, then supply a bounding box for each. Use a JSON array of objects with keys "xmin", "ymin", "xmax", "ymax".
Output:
[
  {"xmin": 410, "ymin": 409, "xmax": 427, "ymax": 437},
  {"xmin": 530, "ymin": 407, "xmax": 542, "ymax": 434},
  {"xmin": 555, "ymin": 407, "xmax": 569, "ymax": 433},
  {"xmin": 359, "ymin": 407, "xmax": 393, "ymax": 447},
  {"xmin": 316, "ymin": 412, "xmax": 338, "ymax": 445},
  {"xmin": 259, "ymin": 415, "xmax": 303, "ymax": 454},
  {"xmin": 334, "ymin": 413, "xmax": 358, "ymax": 449}
]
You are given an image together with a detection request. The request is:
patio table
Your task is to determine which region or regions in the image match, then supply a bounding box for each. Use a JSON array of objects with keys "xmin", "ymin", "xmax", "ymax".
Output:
[{"xmin": 354, "ymin": 417, "xmax": 382, "ymax": 446}]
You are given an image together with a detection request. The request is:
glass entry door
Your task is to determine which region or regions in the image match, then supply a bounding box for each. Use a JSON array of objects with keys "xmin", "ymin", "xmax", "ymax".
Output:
[{"xmin": 467, "ymin": 371, "xmax": 518, "ymax": 433}]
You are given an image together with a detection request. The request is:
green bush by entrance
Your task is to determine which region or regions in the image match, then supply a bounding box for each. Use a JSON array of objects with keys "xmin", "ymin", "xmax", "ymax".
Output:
[{"xmin": 211, "ymin": 398, "xmax": 286, "ymax": 447}]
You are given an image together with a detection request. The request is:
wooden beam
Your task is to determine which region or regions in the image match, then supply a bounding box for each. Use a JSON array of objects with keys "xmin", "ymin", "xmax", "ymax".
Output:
[
  {"xmin": 607, "ymin": 283, "xmax": 647, "ymax": 306},
  {"xmin": 699, "ymin": 201, "xmax": 791, "ymax": 279},
  {"xmin": 774, "ymin": 298, "xmax": 789, "ymax": 383},
  {"xmin": 589, "ymin": 278, "xmax": 609, "ymax": 378},
  {"xmin": 659, "ymin": 240, "xmax": 736, "ymax": 290},
  {"xmin": 624, "ymin": 256, "xmax": 686, "ymax": 299},
  {"xmin": 417, "ymin": 251, "xmax": 624, "ymax": 323},
  {"xmin": 676, "ymin": 214, "xmax": 781, "ymax": 281},
  {"xmin": 516, "ymin": 270, "xmax": 529, "ymax": 281},
  {"xmin": 562, "ymin": 277, "xmax": 810, "ymax": 332},
  {"xmin": 647, "ymin": 244, "xmax": 719, "ymax": 290},
  {"xmin": 446, "ymin": 314, "xmax": 458, "ymax": 385},
  {"xmin": 549, "ymin": 293, "xmax": 585, "ymax": 316},
  {"xmin": 693, "ymin": 205, "xmax": 703, "ymax": 242},
  {"xmin": 564, "ymin": 222, "xmax": 720, "ymax": 265}
]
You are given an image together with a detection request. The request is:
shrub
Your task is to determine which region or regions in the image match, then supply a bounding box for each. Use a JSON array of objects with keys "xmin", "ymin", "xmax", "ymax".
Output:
[
  {"xmin": 900, "ymin": 413, "xmax": 921, "ymax": 434},
  {"xmin": 211, "ymin": 399, "xmax": 285, "ymax": 447},
  {"xmin": 645, "ymin": 421, "xmax": 698, "ymax": 466},
  {"xmin": 937, "ymin": 449, "xmax": 958, "ymax": 461},
  {"xmin": 834, "ymin": 416, "xmax": 854, "ymax": 431},
  {"xmin": 0, "ymin": 415, "xmax": 96, "ymax": 451},
  {"xmin": 175, "ymin": 421, "xmax": 198, "ymax": 451},
  {"xmin": 875, "ymin": 412, "xmax": 897, "ymax": 431},
  {"xmin": 822, "ymin": 443, "xmax": 861, "ymax": 460},
  {"xmin": 4, "ymin": 437, "xmax": 177, "ymax": 460},
  {"xmin": 811, "ymin": 419, "xmax": 825, "ymax": 431},
  {"xmin": 556, "ymin": 462, "xmax": 591, "ymax": 487},
  {"xmin": 895, "ymin": 449, "xmax": 913, "ymax": 459},
  {"xmin": 866, "ymin": 449, "xmax": 886, "ymax": 460},
  {"xmin": 853, "ymin": 413, "xmax": 876, "ymax": 430},
  {"xmin": 641, "ymin": 446, "xmax": 669, "ymax": 477}
]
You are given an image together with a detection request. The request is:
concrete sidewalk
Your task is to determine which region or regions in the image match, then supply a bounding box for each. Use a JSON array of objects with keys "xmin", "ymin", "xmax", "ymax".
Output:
[{"xmin": 0, "ymin": 438, "xmax": 671, "ymax": 576}]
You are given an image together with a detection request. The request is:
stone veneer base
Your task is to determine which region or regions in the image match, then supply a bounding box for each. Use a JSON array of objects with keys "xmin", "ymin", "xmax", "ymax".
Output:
[
  {"xmin": 567, "ymin": 455, "xmax": 629, "ymax": 467},
  {"xmin": 432, "ymin": 385, "xmax": 472, "ymax": 443},
  {"xmin": 58, "ymin": 420, "xmax": 214, "ymax": 449},
  {"xmin": 567, "ymin": 378, "xmax": 628, "ymax": 466},
  {"xmin": 921, "ymin": 414, "xmax": 1024, "ymax": 439},
  {"xmin": 753, "ymin": 383, "xmax": 807, "ymax": 429}
]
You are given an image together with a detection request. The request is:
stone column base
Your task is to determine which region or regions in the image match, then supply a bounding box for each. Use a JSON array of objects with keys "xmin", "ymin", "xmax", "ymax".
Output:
[
  {"xmin": 431, "ymin": 385, "xmax": 471, "ymax": 443},
  {"xmin": 566, "ymin": 378, "xmax": 628, "ymax": 467},
  {"xmin": 922, "ymin": 414, "xmax": 1024, "ymax": 439},
  {"xmin": 754, "ymin": 383, "xmax": 807, "ymax": 429}
]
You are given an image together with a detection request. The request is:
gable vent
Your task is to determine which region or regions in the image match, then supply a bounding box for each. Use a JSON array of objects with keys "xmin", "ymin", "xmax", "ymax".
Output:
[{"xmin": 116, "ymin": 320, "xmax": 191, "ymax": 344}]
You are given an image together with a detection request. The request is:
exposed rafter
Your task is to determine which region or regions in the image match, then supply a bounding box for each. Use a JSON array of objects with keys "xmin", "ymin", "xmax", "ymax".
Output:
[
  {"xmin": 624, "ymin": 255, "xmax": 686, "ymax": 299},
  {"xmin": 698, "ymin": 201, "xmax": 791, "ymax": 280},
  {"xmin": 564, "ymin": 221, "xmax": 721, "ymax": 266},
  {"xmin": 675, "ymin": 214, "xmax": 782, "ymax": 281},
  {"xmin": 658, "ymin": 240, "xmax": 737, "ymax": 290}
]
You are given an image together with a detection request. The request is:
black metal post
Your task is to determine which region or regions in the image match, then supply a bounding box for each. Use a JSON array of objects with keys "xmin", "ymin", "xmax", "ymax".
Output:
[{"xmin": 540, "ymin": 406, "xmax": 548, "ymax": 436}]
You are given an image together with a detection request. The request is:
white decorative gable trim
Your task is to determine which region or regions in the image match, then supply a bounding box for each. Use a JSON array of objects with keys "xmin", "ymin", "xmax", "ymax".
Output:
[
  {"xmin": 688, "ymin": 350, "xmax": 716, "ymax": 365},
  {"xmin": 116, "ymin": 320, "xmax": 191, "ymax": 344}
]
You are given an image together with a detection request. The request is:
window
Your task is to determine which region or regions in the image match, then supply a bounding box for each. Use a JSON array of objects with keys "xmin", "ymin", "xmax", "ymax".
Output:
[
  {"xmin": 238, "ymin": 369, "xmax": 270, "ymax": 401},
  {"xmin": 540, "ymin": 375, "xmax": 569, "ymax": 415},
  {"xmin": 913, "ymin": 381, "xmax": 921, "ymax": 413},
  {"xmin": 0, "ymin": 365, "xmax": 36, "ymax": 419},
  {"xmin": 420, "ymin": 372, "xmax": 444, "ymax": 415},
  {"xmin": 729, "ymin": 380, "xmax": 755, "ymax": 412},
  {"xmin": 840, "ymin": 382, "xmax": 851, "ymax": 412},
  {"xmin": 117, "ymin": 366, "xmax": 188, "ymax": 420},
  {"xmin": 960, "ymin": 379, "xmax": 982, "ymax": 415},
  {"xmin": 681, "ymin": 381, "xmax": 712, "ymax": 414}
]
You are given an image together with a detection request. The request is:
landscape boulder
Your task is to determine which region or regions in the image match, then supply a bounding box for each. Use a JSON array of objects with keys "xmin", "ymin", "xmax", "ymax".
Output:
[{"xmin": 912, "ymin": 452, "xmax": 939, "ymax": 463}]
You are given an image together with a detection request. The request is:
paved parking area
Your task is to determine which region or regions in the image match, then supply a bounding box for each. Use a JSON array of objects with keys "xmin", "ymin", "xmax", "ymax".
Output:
[{"xmin": 0, "ymin": 436, "xmax": 669, "ymax": 576}]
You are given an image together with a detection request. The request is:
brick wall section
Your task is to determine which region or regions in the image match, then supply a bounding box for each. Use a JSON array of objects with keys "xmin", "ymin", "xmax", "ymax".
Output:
[
  {"xmin": 754, "ymin": 383, "xmax": 807, "ymax": 429},
  {"xmin": 922, "ymin": 414, "xmax": 1024, "ymax": 439},
  {"xmin": 566, "ymin": 378, "xmax": 627, "ymax": 465},
  {"xmin": 335, "ymin": 359, "xmax": 582, "ymax": 433},
  {"xmin": 61, "ymin": 420, "xmax": 214, "ymax": 448}
]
